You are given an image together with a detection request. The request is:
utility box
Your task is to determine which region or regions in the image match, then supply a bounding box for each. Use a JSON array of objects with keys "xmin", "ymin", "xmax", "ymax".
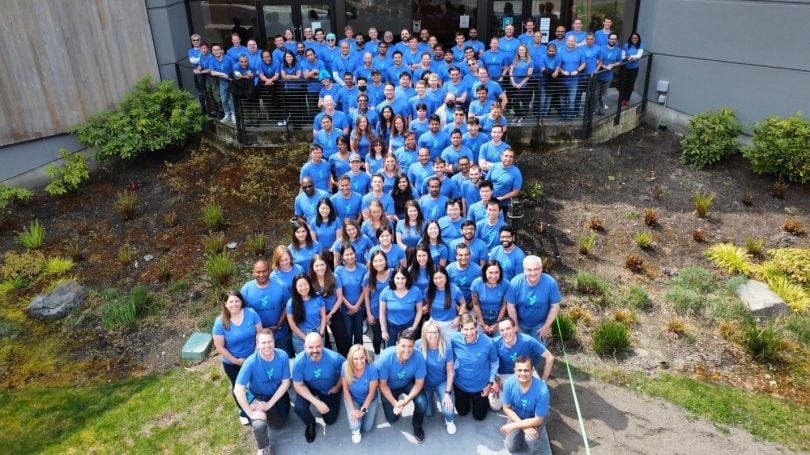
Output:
[{"xmin": 181, "ymin": 332, "xmax": 213, "ymax": 362}]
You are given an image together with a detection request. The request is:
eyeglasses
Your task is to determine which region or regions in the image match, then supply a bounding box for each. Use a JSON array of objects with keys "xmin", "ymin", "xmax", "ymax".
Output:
[
  {"xmin": 301, "ymin": 184, "xmax": 314, "ymax": 189},
  {"xmin": 327, "ymin": 39, "xmax": 336, "ymax": 41},
  {"xmin": 192, "ymin": 39, "xmax": 200, "ymax": 42}
]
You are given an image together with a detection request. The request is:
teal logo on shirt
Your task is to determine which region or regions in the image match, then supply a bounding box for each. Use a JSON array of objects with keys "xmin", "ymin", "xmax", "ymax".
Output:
[
  {"xmin": 520, "ymin": 398, "xmax": 528, "ymax": 408},
  {"xmin": 266, "ymin": 368, "xmax": 275, "ymax": 379},
  {"xmin": 313, "ymin": 368, "xmax": 322, "ymax": 378},
  {"xmin": 260, "ymin": 296, "xmax": 269, "ymax": 307},
  {"xmin": 528, "ymin": 293, "xmax": 537, "ymax": 306},
  {"xmin": 458, "ymin": 276, "xmax": 467, "ymax": 285},
  {"xmin": 397, "ymin": 370, "xmax": 406, "ymax": 379},
  {"xmin": 510, "ymin": 352, "xmax": 518, "ymax": 362}
]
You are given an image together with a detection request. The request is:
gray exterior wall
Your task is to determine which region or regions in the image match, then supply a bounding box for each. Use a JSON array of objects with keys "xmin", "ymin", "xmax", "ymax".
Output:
[{"xmin": 637, "ymin": 0, "xmax": 810, "ymax": 130}]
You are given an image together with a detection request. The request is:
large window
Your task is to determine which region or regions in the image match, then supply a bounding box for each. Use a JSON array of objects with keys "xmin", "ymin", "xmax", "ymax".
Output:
[
  {"xmin": 572, "ymin": 0, "xmax": 626, "ymax": 38},
  {"xmin": 344, "ymin": 0, "xmax": 412, "ymax": 41},
  {"xmin": 415, "ymin": 0, "xmax": 478, "ymax": 45},
  {"xmin": 189, "ymin": 0, "xmax": 259, "ymax": 48}
]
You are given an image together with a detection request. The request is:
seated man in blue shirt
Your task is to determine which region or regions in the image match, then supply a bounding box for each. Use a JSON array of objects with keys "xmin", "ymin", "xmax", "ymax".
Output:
[
  {"xmin": 292, "ymin": 333, "xmax": 346, "ymax": 443},
  {"xmin": 376, "ymin": 328, "xmax": 429, "ymax": 443},
  {"xmin": 500, "ymin": 356, "xmax": 552, "ymax": 455},
  {"xmin": 506, "ymin": 255, "xmax": 561, "ymax": 341}
]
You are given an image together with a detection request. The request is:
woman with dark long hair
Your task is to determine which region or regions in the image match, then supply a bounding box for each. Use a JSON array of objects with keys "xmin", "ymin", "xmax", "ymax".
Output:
[
  {"xmin": 425, "ymin": 265, "xmax": 467, "ymax": 346},
  {"xmin": 396, "ymin": 200, "xmax": 425, "ymax": 249},
  {"xmin": 619, "ymin": 32, "xmax": 644, "ymax": 106},
  {"xmin": 309, "ymin": 197, "xmax": 341, "ymax": 250},
  {"xmin": 471, "ymin": 260, "xmax": 511, "ymax": 336},
  {"xmin": 289, "ymin": 220, "xmax": 321, "ymax": 273},
  {"xmin": 390, "ymin": 173, "xmax": 417, "ymax": 221},
  {"xmin": 379, "ymin": 265, "xmax": 424, "ymax": 347},
  {"xmin": 335, "ymin": 244, "xmax": 368, "ymax": 349},
  {"xmin": 362, "ymin": 250, "xmax": 391, "ymax": 354},
  {"xmin": 286, "ymin": 273, "xmax": 326, "ymax": 353},
  {"xmin": 309, "ymin": 252, "xmax": 351, "ymax": 356}
]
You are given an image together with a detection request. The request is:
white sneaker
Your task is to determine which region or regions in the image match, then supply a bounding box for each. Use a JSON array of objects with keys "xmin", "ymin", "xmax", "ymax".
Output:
[
  {"xmin": 220, "ymin": 114, "xmax": 229, "ymax": 122},
  {"xmin": 445, "ymin": 419, "xmax": 456, "ymax": 435},
  {"xmin": 363, "ymin": 321, "xmax": 368, "ymax": 333},
  {"xmin": 352, "ymin": 430, "xmax": 362, "ymax": 443},
  {"xmin": 230, "ymin": 114, "xmax": 236, "ymax": 123},
  {"xmin": 603, "ymin": 104, "xmax": 609, "ymax": 110},
  {"xmin": 239, "ymin": 415, "xmax": 250, "ymax": 425},
  {"xmin": 277, "ymin": 119, "xmax": 287, "ymax": 127}
]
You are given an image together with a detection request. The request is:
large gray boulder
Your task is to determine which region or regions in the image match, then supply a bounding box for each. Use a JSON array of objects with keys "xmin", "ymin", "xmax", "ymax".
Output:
[
  {"xmin": 735, "ymin": 279, "xmax": 788, "ymax": 318},
  {"xmin": 26, "ymin": 281, "xmax": 86, "ymax": 320}
]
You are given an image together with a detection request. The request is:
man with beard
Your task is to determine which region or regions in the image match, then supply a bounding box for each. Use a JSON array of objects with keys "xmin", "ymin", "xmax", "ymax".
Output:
[
  {"xmin": 292, "ymin": 333, "xmax": 346, "ymax": 442},
  {"xmin": 488, "ymin": 225, "xmax": 526, "ymax": 281}
]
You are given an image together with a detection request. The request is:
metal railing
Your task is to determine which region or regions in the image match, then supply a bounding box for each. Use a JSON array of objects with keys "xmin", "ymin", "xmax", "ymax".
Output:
[{"xmin": 175, "ymin": 53, "xmax": 651, "ymax": 146}]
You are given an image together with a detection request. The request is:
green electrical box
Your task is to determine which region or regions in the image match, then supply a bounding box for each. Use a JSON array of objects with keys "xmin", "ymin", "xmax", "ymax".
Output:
[{"xmin": 181, "ymin": 332, "xmax": 213, "ymax": 362}]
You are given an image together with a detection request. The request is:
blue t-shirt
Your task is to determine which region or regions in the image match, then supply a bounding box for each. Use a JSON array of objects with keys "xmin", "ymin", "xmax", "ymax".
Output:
[
  {"xmin": 428, "ymin": 284, "xmax": 465, "ymax": 321},
  {"xmin": 438, "ymin": 216, "xmax": 465, "ymax": 242},
  {"xmin": 335, "ymin": 263, "xmax": 368, "ymax": 306},
  {"xmin": 289, "ymin": 241, "xmax": 322, "ymax": 273},
  {"xmin": 375, "ymin": 345, "xmax": 427, "ymax": 390},
  {"xmin": 314, "ymin": 128, "xmax": 341, "ymax": 158},
  {"xmin": 379, "ymin": 286, "xmax": 423, "ymax": 326},
  {"xmin": 598, "ymin": 45, "xmax": 623, "ymax": 82},
  {"xmin": 449, "ymin": 238, "xmax": 490, "ymax": 265},
  {"xmin": 462, "ymin": 131, "xmax": 490, "ymax": 164},
  {"xmin": 502, "ymin": 375, "xmax": 550, "ymax": 420},
  {"xmin": 425, "ymin": 241, "xmax": 450, "ymax": 265},
  {"xmin": 489, "ymin": 245, "xmax": 526, "ymax": 282},
  {"xmin": 407, "ymin": 161, "xmax": 434, "ymax": 195},
  {"xmin": 558, "ymin": 46, "xmax": 584, "ymax": 85},
  {"xmin": 295, "ymin": 189, "xmax": 329, "ymax": 219},
  {"xmin": 328, "ymin": 154, "xmax": 352, "ymax": 179},
  {"xmin": 270, "ymin": 264, "xmax": 304, "ymax": 295},
  {"xmin": 506, "ymin": 273, "xmax": 562, "ymax": 329},
  {"xmin": 494, "ymin": 333, "xmax": 546, "ymax": 374},
  {"xmin": 362, "ymin": 269, "xmax": 392, "ymax": 318},
  {"xmin": 286, "ymin": 295, "xmax": 325, "ymax": 335},
  {"xmin": 623, "ymin": 43, "xmax": 644, "ymax": 69},
  {"xmin": 342, "ymin": 362, "xmax": 379, "ymax": 403},
  {"xmin": 450, "ymin": 331, "xmax": 498, "ymax": 392},
  {"xmin": 481, "ymin": 49, "xmax": 508, "ymax": 77},
  {"xmin": 396, "ymin": 220, "xmax": 423, "ymax": 248},
  {"xmin": 415, "ymin": 340, "xmax": 454, "ymax": 388},
  {"xmin": 344, "ymin": 170, "xmax": 371, "ymax": 195},
  {"xmin": 479, "ymin": 141, "xmax": 510, "ymax": 165},
  {"xmin": 213, "ymin": 308, "xmax": 262, "ymax": 364},
  {"xmin": 368, "ymin": 243, "xmax": 406, "ymax": 267},
  {"xmin": 309, "ymin": 216, "xmax": 341, "ymax": 249},
  {"xmin": 361, "ymin": 192, "xmax": 395, "ymax": 216},
  {"xmin": 236, "ymin": 349, "xmax": 291, "ymax": 397},
  {"xmin": 413, "ymin": 267, "xmax": 431, "ymax": 295},
  {"xmin": 418, "ymin": 130, "xmax": 451, "ymax": 161},
  {"xmin": 499, "ymin": 36, "xmax": 521, "ymax": 59},
  {"xmin": 241, "ymin": 279, "xmax": 290, "ymax": 340},
  {"xmin": 292, "ymin": 348, "xmax": 346, "ymax": 394},
  {"xmin": 410, "ymin": 118, "xmax": 431, "ymax": 138},
  {"xmin": 446, "ymin": 261, "xmax": 481, "ymax": 302},
  {"xmin": 581, "ymin": 44, "xmax": 602, "ymax": 74},
  {"xmin": 330, "ymin": 191, "xmax": 363, "ymax": 222},
  {"xmin": 419, "ymin": 194, "xmax": 449, "ymax": 221},
  {"xmin": 477, "ymin": 218, "xmax": 507, "ymax": 250},
  {"xmin": 471, "ymin": 277, "xmax": 511, "ymax": 313},
  {"xmin": 331, "ymin": 236, "xmax": 374, "ymax": 265},
  {"xmin": 300, "ymin": 160, "xmax": 332, "ymax": 193}
]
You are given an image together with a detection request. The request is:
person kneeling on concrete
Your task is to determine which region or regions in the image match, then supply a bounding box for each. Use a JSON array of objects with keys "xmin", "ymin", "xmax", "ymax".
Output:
[
  {"xmin": 292, "ymin": 333, "xmax": 346, "ymax": 443},
  {"xmin": 500, "ymin": 356, "xmax": 552, "ymax": 455},
  {"xmin": 234, "ymin": 329, "xmax": 292, "ymax": 455}
]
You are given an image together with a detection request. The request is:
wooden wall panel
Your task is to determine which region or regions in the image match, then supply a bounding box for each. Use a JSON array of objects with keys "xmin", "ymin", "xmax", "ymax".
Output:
[{"xmin": 0, "ymin": 0, "xmax": 160, "ymax": 146}]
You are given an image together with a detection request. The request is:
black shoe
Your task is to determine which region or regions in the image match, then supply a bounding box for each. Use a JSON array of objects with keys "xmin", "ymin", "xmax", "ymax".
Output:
[
  {"xmin": 413, "ymin": 425, "xmax": 425, "ymax": 444},
  {"xmin": 305, "ymin": 423, "xmax": 316, "ymax": 443}
]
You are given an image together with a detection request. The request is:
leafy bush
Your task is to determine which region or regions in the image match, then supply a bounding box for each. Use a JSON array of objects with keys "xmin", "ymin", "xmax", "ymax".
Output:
[
  {"xmin": 553, "ymin": 313, "xmax": 576, "ymax": 343},
  {"xmin": 17, "ymin": 220, "xmax": 45, "ymax": 250},
  {"xmin": 665, "ymin": 287, "xmax": 705, "ymax": 316},
  {"xmin": 705, "ymin": 243, "xmax": 752, "ymax": 275},
  {"xmin": 118, "ymin": 245, "xmax": 135, "ymax": 265},
  {"xmin": 245, "ymin": 232, "xmax": 267, "ymax": 256},
  {"xmin": 743, "ymin": 323, "xmax": 783, "ymax": 364},
  {"xmin": 783, "ymin": 217, "xmax": 807, "ymax": 236},
  {"xmin": 206, "ymin": 252, "xmax": 236, "ymax": 285},
  {"xmin": 765, "ymin": 276, "xmax": 809, "ymax": 313},
  {"xmin": 202, "ymin": 203, "xmax": 224, "ymax": 231},
  {"xmin": 766, "ymin": 248, "xmax": 810, "ymax": 285},
  {"xmin": 42, "ymin": 257, "xmax": 74, "ymax": 276},
  {"xmin": 666, "ymin": 318, "xmax": 689, "ymax": 336},
  {"xmin": 741, "ymin": 113, "xmax": 810, "ymax": 183},
  {"xmin": 574, "ymin": 271, "xmax": 609, "ymax": 296},
  {"xmin": 620, "ymin": 286, "xmax": 653, "ymax": 311},
  {"xmin": 1, "ymin": 250, "xmax": 45, "ymax": 281},
  {"xmin": 0, "ymin": 185, "xmax": 32, "ymax": 218},
  {"xmin": 785, "ymin": 314, "xmax": 810, "ymax": 346},
  {"xmin": 634, "ymin": 231, "xmax": 653, "ymax": 249},
  {"xmin": 519, "ymin": 179, "xmax": 544, "ymax": 200},
  {"xmin": 592, "ymin": 320, "xmax": 631, "ymax": 356},
  {"xmin": 576, "ymin": 232, "xmax": 597, "ymax": 255},
  {"xmin": 671, "ymin": 266, "xmax": 715, "ymax": 294},
  {"xmin": 744, "ymin": 236, "xmax": 765, "ymax": 257},
  {"xmin": 680, "ymin": 108, "xmax": 740, "ymax": 170},
  {"xmin": 100, "ymin": 285, "xmax": 154, "ymax": 330},
  {"xmin": 202, "ymin": 231, "xmax": 226, "ymax": 255},
  {"xmin": 71, "ymin": 77, "xmax": 205, "ymax": 162},
  {"xmin": 643, "ymin": 208, "xmax": 658, "ymax": 227},
  {"xmin": 706, "ymin": 293, "xmax": 752, "ymax": 324},
  {"xmin": 693, "ymin": 191, "xmax": 715, "ymax": 218},
  {"xmin": 45, "ymin": 149, "xmax": 90, "ymax": 196}
]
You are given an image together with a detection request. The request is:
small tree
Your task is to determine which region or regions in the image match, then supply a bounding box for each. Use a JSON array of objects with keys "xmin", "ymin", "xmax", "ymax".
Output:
[{"xmin": 45, "ymin": 149, "xmax": 90, "ymax": 196}]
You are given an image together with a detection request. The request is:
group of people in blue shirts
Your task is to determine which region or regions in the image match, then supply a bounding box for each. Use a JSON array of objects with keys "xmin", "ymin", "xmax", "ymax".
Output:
[{"xmin": 187, "ymin": 17, "xmax": 644, "ymax": 128}]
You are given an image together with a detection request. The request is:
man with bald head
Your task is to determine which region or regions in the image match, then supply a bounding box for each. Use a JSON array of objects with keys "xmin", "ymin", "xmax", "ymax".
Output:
[
  {"xmin": 294, "ymin": 176, "xmax": 328, "ymax": 222},
  {"xmin": 241, "ymin": 259, "xmax": 293, "ymax": 355},
  {"xmin": 292, "ymin": 333, "xmax": 346, "ymax": 442}
]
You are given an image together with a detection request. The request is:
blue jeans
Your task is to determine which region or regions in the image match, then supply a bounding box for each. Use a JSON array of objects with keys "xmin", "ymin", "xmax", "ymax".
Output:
[
  {"xmin": 344, "ymin": 395, "xmax": 378, "ymax": 433},
  {"xmin": 563, "ymin": 81, "xmax": 578, "ymax": 119},
  {"xmin": 423, "ymin": 381, "xmax": 454, "ymax": 421},
  {"xmin": 218, "ymin": 78, "xmax": 234, "ymax": 116},
  {"xmin": 385, "ymin": 321, "xmax": 410, "ymax": 348},
  {"xmin": 342, "ymin": 309, "xmax": 366, "ymax": 346},
  {"xmin": 248, "ymin": 393, "xmax": 290, "ymax": 449},
  {"xmin": 381, "ymin": 382, "xmax": 427, "ymax": 428}
]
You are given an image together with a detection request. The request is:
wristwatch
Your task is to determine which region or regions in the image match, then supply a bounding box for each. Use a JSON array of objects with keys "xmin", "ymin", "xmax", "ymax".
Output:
[
  {"xmin": 444, "ymin": 390, "xmax": 452, "ymax": 395},
  {"xmin": 360, "ymin": 407, "xmax": 368, "ymax": 413}
]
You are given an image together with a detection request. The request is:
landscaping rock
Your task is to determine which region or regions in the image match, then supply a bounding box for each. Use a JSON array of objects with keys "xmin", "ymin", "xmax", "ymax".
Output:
[
  {"xmin": 735, "ymin": 279, "xmax": 788, "ymax": 318},
  {"xmin": 26, "ymin": 281, "xmax": 86, "ymax": 320},
  {"xmin": 143, "ymin": 254, "xmax": 154, "ymax": 262},
  {"xmin": 226, "ymin": 242, "xmax": 237, "ymax": 250}
]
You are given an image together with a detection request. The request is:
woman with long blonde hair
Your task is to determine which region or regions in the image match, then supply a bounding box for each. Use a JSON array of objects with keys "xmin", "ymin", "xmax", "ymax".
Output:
[
  {"xmin": 416, "ymin": 321, "xmax": 457, "ymax": 435},
  {"xmin": 341, "ymin": 344, "xmax": 379, "ymax": 444}
]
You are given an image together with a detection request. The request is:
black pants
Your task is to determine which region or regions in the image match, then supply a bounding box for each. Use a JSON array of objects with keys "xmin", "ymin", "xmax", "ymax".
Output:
[
  {"xmin": 454, "ymin": 383, "xmax": 489, "ymax": 421},
  {"xmin": 293, "ymin": 384, "xmax": 341, "ymax": 425},
  {"xmin": 222, "ymin": 362, "xmax": 247, "ymax": 418},
  {"xmin": 619, "ymin": 67, "xmax": 639, "ymax": 103},
  {"xmin": 325, "ymin": 311, "xmax": 351, "ymax": 357}
]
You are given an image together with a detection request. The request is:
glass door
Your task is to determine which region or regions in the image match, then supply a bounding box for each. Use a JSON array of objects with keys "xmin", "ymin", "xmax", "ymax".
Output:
[{"xmin": 261, "ymin": 0, "xmax": 334, "ymax": 49}]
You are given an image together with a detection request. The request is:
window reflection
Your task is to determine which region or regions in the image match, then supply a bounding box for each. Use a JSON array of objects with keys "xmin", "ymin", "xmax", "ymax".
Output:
[{"xmin": 189, "ymin": 0, "xmax": 258, "ymax": 47}]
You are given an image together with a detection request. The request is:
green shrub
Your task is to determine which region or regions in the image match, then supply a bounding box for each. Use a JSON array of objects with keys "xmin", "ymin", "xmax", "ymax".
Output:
[
  {"xmin": 201, "ymin": 231, "xmax": 226, "ymax": 255},
  {"xmin": 1, "ymin": 250, "xmax": 45, "ymax": 281},
  {"xmin": 592, "ymin": 320, "xmax": 631, "ymax": 356},
  {"xmin": 766, "ymin": 248, "xmax": 810, "ymax": 285},
  {"xmin": 17, "ymin": 220, "xmax": 45, "ymax": 250},
  {"xmin": 245, "ymin": 232, "xmax": 267, "ymax": 256},
  {"xmin": 743, "ymin": 323, "xmax": 783, "ymax": 364},
  {"xmin": 553, "ymin": 313, "xmax": 576, "ymax": 343},
  {"xmin": 634, "ymin": 231, "xmax": 653, "ymax": 249},
  {"xmin": 113, "ymin": 190, "xmax": 138, "ymax": 220},
  {"xmin": 574, "ymin": 271, "xmax": 609, "ymax": 296},
  {"xmin": 672, "ymin": 266, "xmax": 715, "ymax": 293},
  {"xmin": 785, "ymin": 314, "xmax": 810, "ymax": 346},
  {"xmin": 620, "ymin": 286, "xmax": 653, "ymax": 311},
  {"xmin": 679, "ymin": 108, "xmax": 740, "ymax": 170},
  {"xmin": 741, "ymin": 113, "xmax": 810, "ymax": 183},
  {"xmin": 743, "ymin": 236, "xmax": 765, "ymax": 257},
  {"xmin": 520, "ymin": 179, "xmax": 544, "ymax": 200},
  {"xmin": 706, "ymin": 293, "xmax": 752, "ymax": 324},
  {"xmin": 202, "ymin": 203, "xmax": 224, "ymax": 231},
  {"xmin": 71, "ymin": 77, "xmax": 205, "ymax": 162},
  {"xmin": 693, "ymin": 191, "xmax": 715, "ymax": 218},
  {"xmin": 42, "ymin": 257, "xmax": 74, "ymax": 276},
  {"xmin": 206, "ymin": 252, "xmax": 235, "ymax": 285},
  {"xmin": 100, "ymin": 285, "xmax": 154, "ymax": 330},
  {"xmin": 576, "ymin": 232, "xmax": 597, "ymax": 255},
  {"xmin": 705, "ymin": 243, "xmax": 752, "ymax": 275},
  {"xmin": 665, "ymin": 287, "xmax": 705, "ymax": 316},
  {"xmin": 45, "ymin": 149, "xmax": 90, "ymax": 196},
  {"xmin": 0, "ymin": 185, "xmax": 32, "ymax": 217}
]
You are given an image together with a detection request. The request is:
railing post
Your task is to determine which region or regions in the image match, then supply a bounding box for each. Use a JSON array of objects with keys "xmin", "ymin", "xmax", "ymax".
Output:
[
  {"xmin": 641, "ymin": 53, "xmax": 653, "ymax": 115},
  {"xmin": 583, "ymin": 75, "xmax": 595, "ymax": 139},
  {"xmin": 233, "ymin": 82, "xmax": 246, "ymax": 146},
  {"xmin": 614, "ymin": 63, "xmax": 624, "ymax": 126}
]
